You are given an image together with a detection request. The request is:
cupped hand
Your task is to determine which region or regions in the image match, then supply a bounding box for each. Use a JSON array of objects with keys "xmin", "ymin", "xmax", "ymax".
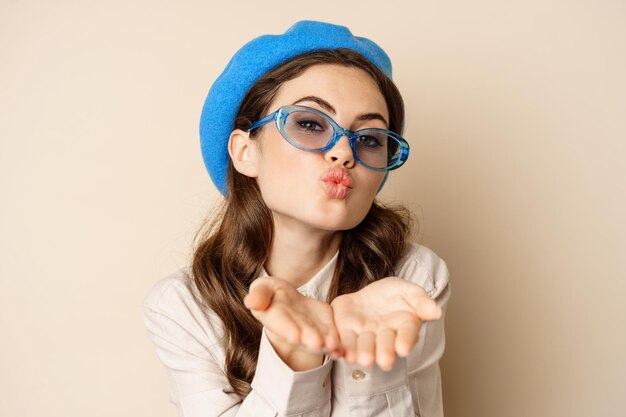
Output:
[
  {"xmin": 244, "ymin": 276, "xmax": 344, "ymax": 358},
  {"xmin": 330, "ymin": 276, "xmax": 442, "ymax": 370}
]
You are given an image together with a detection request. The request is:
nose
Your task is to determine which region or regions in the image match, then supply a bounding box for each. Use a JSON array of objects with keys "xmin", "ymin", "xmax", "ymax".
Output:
[{"xmin": 324, "ymin": 134, "xmax": 355, "ymax": 168}]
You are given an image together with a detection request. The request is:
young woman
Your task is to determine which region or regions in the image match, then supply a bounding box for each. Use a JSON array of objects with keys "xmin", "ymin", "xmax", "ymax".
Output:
[{"xmin": 143, "ymin": 20, "xmax": 451, "ymax": 417}]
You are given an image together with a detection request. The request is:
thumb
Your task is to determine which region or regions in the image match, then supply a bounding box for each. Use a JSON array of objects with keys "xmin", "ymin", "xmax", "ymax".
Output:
[
  {"xmin": 415, "ymin": 297, "xmax": 442, "ymax": 321},
  {"xmin": 244, "ymin": 278, "xmax": 275, "ymax": 311}
]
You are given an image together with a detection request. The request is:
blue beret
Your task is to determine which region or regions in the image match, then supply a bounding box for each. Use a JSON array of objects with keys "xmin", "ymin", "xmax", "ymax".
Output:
[{"xmin": 199, "ymin": 20, "xmax": 395, "ymax": 196}]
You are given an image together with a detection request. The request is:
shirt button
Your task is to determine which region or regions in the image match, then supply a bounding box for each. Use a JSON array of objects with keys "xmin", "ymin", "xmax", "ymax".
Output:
[{"xmin": 351, "ymin": 370, "xmax": 366, "ymax": 380}]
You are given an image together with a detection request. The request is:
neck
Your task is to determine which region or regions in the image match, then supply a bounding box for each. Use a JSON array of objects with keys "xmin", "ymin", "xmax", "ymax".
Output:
[{"xmin": 264, "ymin": 215, "xmax": 342, "ymax": 289}]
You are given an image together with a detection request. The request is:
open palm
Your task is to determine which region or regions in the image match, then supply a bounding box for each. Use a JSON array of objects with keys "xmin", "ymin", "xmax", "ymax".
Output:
[
  {"xmin": 330, "ymin": 276, "xmax": 442, "ymax": 370},
  {"xmin": 244, "ymin": 276, "xmax": 343, "ymax": 357}
]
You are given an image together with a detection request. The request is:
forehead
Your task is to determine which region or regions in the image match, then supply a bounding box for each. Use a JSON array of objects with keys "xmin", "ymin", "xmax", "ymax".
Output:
[{"xmin": 269, "ymin": 64, "xmax": 389, "ymax": 119}]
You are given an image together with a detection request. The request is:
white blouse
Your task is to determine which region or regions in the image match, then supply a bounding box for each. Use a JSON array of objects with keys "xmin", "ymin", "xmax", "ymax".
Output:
[{"xmin": 143, "ymin": 242, "xmax": 451, "ymax": 417}]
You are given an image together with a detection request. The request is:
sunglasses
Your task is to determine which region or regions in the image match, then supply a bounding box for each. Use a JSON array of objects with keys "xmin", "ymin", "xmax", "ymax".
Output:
[{"xmin": 245, "ymin": 104, "xmax": 409, "ymax": 171}]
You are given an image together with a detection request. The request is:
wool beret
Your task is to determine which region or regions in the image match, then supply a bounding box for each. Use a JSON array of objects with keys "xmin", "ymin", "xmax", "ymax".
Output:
[{"xmin": 199, "ymin": 20, "xmax": 396, "ymax": 196}]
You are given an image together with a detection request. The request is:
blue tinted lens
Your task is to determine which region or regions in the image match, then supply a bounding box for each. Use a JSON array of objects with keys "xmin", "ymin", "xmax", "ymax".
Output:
[
  {"xmin": 284, "ymin": 109, "xmax": 333, "ymax": 149},
  {"xmin": 353, "ymin": 130, "xmax": 403, "ymax": 170}
]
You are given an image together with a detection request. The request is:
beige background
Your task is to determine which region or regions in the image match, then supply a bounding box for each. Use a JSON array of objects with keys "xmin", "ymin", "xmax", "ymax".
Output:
[{"xmin": 1, "ymin": 1, "xmax": 624, "ymax": 416}]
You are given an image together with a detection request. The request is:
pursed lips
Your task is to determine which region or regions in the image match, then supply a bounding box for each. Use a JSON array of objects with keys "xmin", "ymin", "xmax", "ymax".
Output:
[{"xmin": 320, "ymin": 166, "xmax": 354, "ymax": 188}]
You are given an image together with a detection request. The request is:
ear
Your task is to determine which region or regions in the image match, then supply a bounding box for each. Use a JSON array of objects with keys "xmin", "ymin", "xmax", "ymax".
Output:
[{"xmin": 228, "ymin": 128, "xmax": 259, "ymax": 178}]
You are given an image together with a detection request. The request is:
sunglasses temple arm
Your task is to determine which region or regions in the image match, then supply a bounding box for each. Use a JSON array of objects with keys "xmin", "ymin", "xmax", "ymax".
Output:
[{"xmin": 246, "ymin": 112, "xmax": 277, "ymax": 132}]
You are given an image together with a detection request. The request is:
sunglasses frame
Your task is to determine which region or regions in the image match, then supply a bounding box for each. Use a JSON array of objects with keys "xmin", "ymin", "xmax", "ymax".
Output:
[{"xmin": 245, "ymin": 104, "xmax": 410, "ymax": 171}]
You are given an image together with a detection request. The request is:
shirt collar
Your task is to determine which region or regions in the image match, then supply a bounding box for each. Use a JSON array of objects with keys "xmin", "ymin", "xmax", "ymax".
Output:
[{"xmin": 258, "ymin": 248, "xmax": 340, "ymax": 301}]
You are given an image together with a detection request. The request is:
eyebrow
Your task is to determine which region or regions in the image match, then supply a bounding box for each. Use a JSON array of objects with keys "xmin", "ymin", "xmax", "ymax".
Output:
[{"xmin": 292, "ymin": 95, "xmax": 389, "ymax": 128}]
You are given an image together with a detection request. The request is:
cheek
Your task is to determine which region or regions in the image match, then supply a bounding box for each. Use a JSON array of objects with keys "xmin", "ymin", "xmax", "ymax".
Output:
[
  {"xmin": 353, "ymin": 172, "xmax": 385, "ymax": 211},
  {"xmin": 359, "ymin": 171, "xmax": 386, "ymax": 199},
  {"xmin": 256, "ymin": 137, "xmax": 314, "ymax": 199},
  {"xmin": 351, "ymin": 178, "xmax": 382, "ymax": 219}
]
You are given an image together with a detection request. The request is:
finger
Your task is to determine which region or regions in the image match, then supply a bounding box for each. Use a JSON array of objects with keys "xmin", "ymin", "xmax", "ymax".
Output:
[
  {"xmin": 356, "ymin": 331, "xmax": 376, "ymax": 368},
  {"xmin": 400, "ymin": 283, "xmax": 442, "ymax": 321},
  {"xmin": 260, "ymin": 305, "xmax": 302, "ymax": 344},
  {"xmin": 411, "ymin": 296, "xmax": 442, "ymax": 321},
  {"xmin": 287, "ymin": 309, "xmax": 326, "ymax": 351},
  {"xmin": 419, "ymin": 299, "xmax": 442, "ymax": 320},
  {"xmin": 298, "ymin": 320, "xmax": 324, "ymax": 351},
  {"xmin": 321, "ymin": 323, "xmax": 344, "ymax": 359},
  {"xmin": 244, "ymin": 279, "xmax": 274, "ymax": 311},
  {"xmin": 375, "ymin": 328, "xmax": 397, "ymax": 370},
  {"xmin": 395, "ymin": 320, "xmax": 421, "ymax": 357},
  {"xmin": 321, "ymin": 305, "xmax": 347, "ymax": 358},
  {"xmin": 315, "ymin": 322, "xmax": 333, "ymax": 350},
  {"xmin": 339, "ymin": 329, "xmax": 358, "ymax": 363}
]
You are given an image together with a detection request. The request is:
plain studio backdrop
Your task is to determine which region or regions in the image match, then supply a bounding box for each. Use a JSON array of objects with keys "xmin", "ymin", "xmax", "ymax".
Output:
[{"xmin": 1, "ymin": 1, "xmax": 624, "ymax": 416}]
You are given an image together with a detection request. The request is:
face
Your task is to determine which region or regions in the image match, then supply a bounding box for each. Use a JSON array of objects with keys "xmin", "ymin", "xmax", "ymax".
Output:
[{"xmin": 241, "ymin": 64, "xmax": 388, "ymax": 232}]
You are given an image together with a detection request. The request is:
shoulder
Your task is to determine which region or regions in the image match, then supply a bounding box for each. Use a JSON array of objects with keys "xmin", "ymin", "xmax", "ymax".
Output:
[
  {"xmin": 143, "ymin": 266, "xmax": 194, "ymax": 313},
  {"xmin": 394, "ymin": 242, "xmax": 451, "ymax": 300},
  {"xmin": 142, "ymin": 266, "xmax": 225, "ymax": 344}
]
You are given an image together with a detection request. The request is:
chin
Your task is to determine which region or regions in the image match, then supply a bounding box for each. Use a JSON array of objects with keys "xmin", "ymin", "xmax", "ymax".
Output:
[
  {"xmin": 312, "ymin": 202, "xmax": 373, "ymax": 230},
  {"xmin": 307, "ymin": 212, "xmax": 367, "ymax": 231}
]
